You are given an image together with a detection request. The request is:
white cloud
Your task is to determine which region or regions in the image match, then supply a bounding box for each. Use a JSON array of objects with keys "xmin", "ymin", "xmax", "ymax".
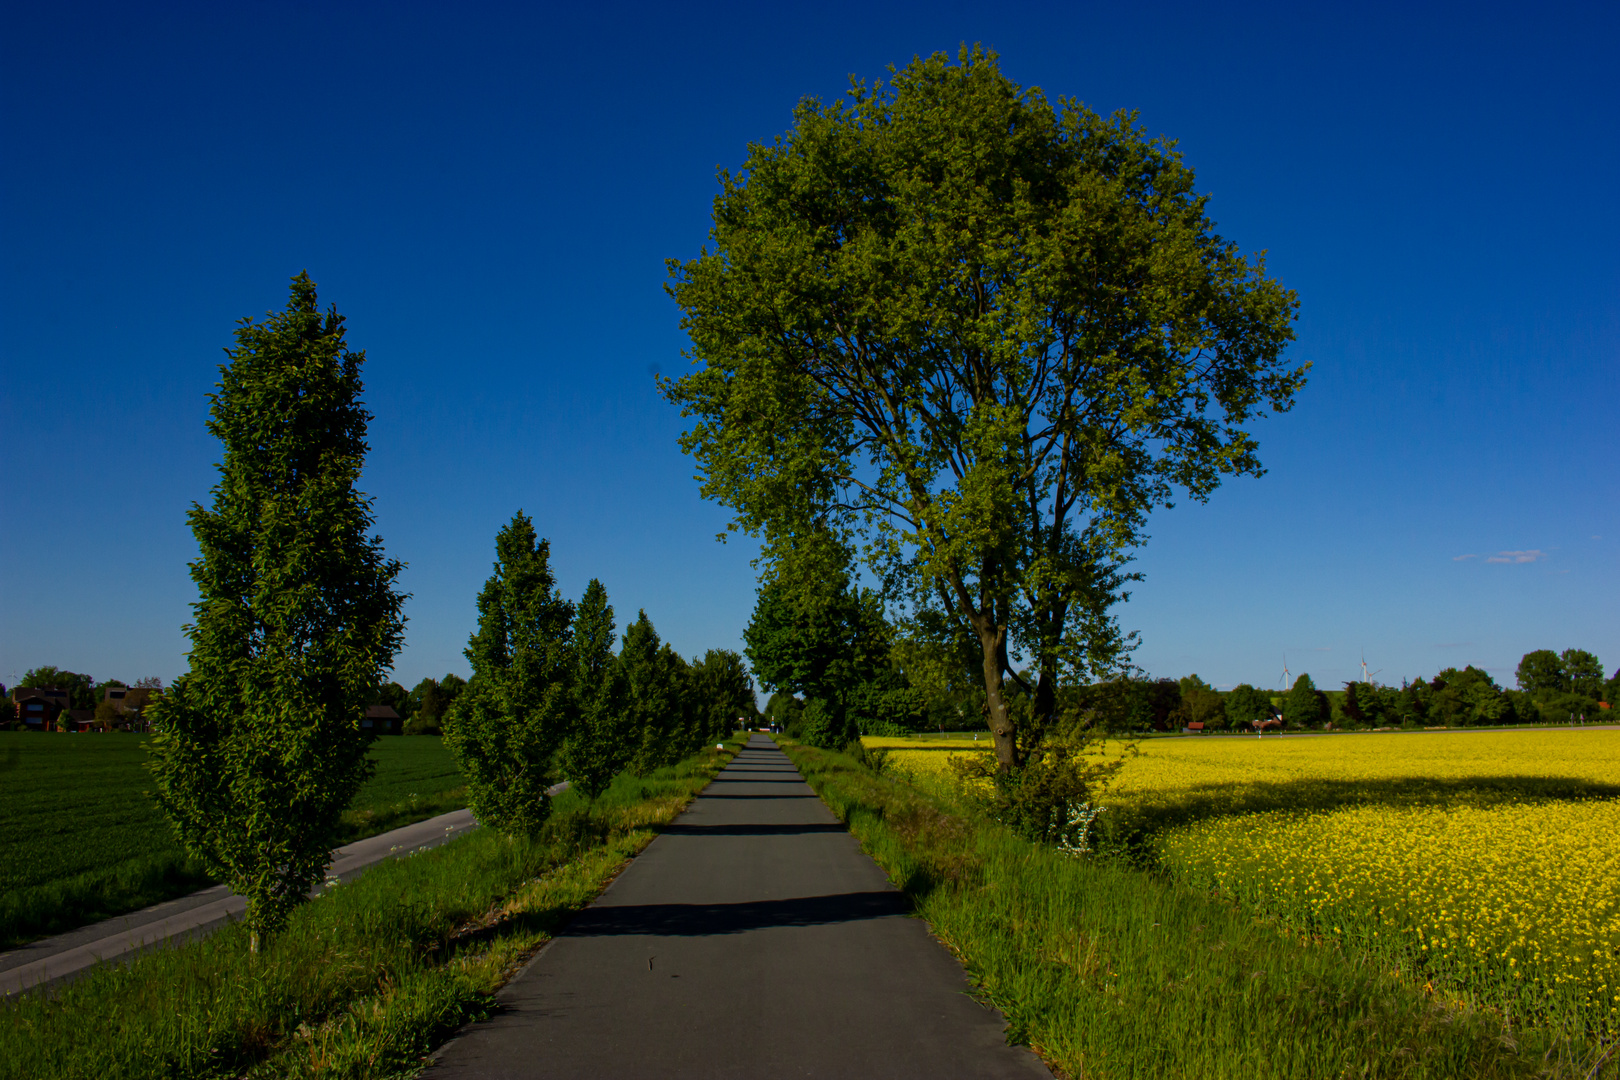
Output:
[
  {"xmin": 1452, "ymin": 553, "xmax": 1479, "ymax": 561},
  {"xmin": 1485, "ymin": 550, "xmax": 1545, "ymax": 564}
]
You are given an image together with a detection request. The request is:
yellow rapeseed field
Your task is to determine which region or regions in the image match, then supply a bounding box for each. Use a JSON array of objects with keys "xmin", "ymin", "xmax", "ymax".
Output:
[{"xmin": 865, "ymin": 727, "xmax": 1620, "ymax": 1030}]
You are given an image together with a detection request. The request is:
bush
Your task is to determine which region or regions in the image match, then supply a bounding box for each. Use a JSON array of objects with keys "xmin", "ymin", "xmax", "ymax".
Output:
[
  {"xmin": 798, "ymin": 696, "xmax": 858, "ymax": 749},
  {"xmin": 951, "ymin": 737, "xmax": 1128, "ymax": 854}
]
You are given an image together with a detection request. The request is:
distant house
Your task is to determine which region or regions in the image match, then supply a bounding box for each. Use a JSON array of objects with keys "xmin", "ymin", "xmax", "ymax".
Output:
[
  {"xmin": 62, "ymin": 709, "xmax": 96, "ymax": 733},
  {"xmin": 13, "ymin": 687, "xmax": 69, "ymax": 730},
  {"xmin": 363, "ymin": 705, "xmax": 401, "ymax": 735}
]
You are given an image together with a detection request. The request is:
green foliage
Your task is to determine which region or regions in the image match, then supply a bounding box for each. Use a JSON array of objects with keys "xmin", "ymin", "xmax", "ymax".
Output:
[
  {"xmin": 1172, "ymin": 674, "xmax": 1227, "ymax": 729},
  {"xmin": 19, "ymin": 667, "xmax": 95, "ymax": 709},
  {"xmin": 1426, "ymin": 666, "xmax": 1521, "ymax": 726},
  {"xmin": 404, "ymin": 673, "xmax": 466, "ymax": 735},
  {"xmin": 687, "ymin": 648, "xmax": 758, "ymax": 741},
  {"xmin": 621, "ymin": 611, "xmax": 696, "ymax": 773},
  {"xmin": 951, "ymin": 736, "xmax": 1127, "ymax": 850},
  {"xmin": 663, "ymin": 46, "xmax": 1304, "ymax": 770},
  {"xmin": 1225, "ymin": 683, "xmax": 1276, "ymax": 728},
  {"xmin": 1284, "ymin": 674, "xmax": 1326, "ymax": 727},
  {"xmin": 1516, "ymin": 648, "xmax": 1604, "ymax": 703},
  {"xmin": 765, "ymin": 692, "xmax": 804, "ymax": 734},
  {"xmin": 148, "ymin": 273, "xmax": 405, "ymax": 951},
  {"xmin": 1562, "ymin": 649, "xmax": 1604, "ymax": 699},
  {"xmin": 1517, "ymin": 650, "xmax": 1566, "ymax": 695},
  {"xmin": 443, "ymin": 512, "xmax": 574, "ymax": 837},
  {"xmin": 560, "ymin": 579, "xmax": 632, "ymax": 801},
  {"xmin": 797, "ymin": 695, "xmax": 858, "ymax": 749},
  {"xmin": 744, "ymin": 569, "xmax": 917, "ymax": 736}
]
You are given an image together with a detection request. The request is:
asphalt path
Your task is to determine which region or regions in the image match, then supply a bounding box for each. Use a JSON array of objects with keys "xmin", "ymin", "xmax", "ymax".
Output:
[{"xmin": 424, "ymin": 734, "xmax": 1049, "ymax": 1079}]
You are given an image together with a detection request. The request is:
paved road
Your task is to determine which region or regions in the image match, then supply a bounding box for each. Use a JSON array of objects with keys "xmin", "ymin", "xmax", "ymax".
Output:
[
  {"xmin": 425, "ymin": 734, "xmax": 1049, "ymax": 1079},
  {"xmin": 0, "ymin": 806, "xmax": 480, "ymax": 997}
]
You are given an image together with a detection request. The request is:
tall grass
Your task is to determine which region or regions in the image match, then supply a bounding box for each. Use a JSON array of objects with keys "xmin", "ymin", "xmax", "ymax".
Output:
[
  {"xmin": 0, "ymin": 737, "xmax": 744, "ymax": 1080},
  {"xmin": 781, "ymin": 739, "xmax": 1615, "ymax": 1080},
  {"xmin": 0, "ymin": 735, "xmax": 467, "ymax": 949}
]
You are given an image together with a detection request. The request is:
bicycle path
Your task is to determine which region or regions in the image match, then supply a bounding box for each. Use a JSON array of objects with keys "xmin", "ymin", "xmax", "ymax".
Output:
[{"xmin": 424, "ymin": 734, "xmax": 1048, "ymax": 1079}]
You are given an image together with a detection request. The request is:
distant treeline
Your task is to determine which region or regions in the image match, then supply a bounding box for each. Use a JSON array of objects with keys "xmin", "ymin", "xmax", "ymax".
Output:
[{"xmin": 1089, "ymin": 647, "xmax": 1616, "ymax": 733}]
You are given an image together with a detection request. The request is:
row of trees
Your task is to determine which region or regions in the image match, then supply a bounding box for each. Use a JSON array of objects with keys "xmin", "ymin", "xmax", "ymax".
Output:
[
  {"xmin": 140, "ymin": 275, "xmax": 754, "ymax": 952},
  {"xmin": 1101, "ymin": 648, "xmax": 1616, "ymax": 733},
  {"xmin": 440, "ymin": 511, "xmax": 756, "ymax": 835}
]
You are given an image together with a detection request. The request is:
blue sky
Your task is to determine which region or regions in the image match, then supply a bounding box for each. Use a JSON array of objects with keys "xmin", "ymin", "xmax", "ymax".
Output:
[{"xmin": 2, "ymin": 0, "xmax": 1614, "ymax": 696}]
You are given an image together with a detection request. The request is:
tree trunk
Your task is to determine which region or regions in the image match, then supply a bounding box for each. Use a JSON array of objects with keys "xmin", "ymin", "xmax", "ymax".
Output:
[{"xmin": 977, "ymin": 624, "xmax": 1019, "ymax": 772}]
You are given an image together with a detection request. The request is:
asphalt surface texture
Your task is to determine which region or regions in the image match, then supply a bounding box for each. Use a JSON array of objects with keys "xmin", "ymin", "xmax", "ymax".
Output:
[{"xmin": 425, "ymin": 734, "xmax": 1049, "ymax": 1079}]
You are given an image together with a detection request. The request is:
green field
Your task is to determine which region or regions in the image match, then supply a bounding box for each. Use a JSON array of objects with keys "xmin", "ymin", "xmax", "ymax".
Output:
[{"xmin": 0, "ymin": 733, "xmax": 466, "ymax": 949}]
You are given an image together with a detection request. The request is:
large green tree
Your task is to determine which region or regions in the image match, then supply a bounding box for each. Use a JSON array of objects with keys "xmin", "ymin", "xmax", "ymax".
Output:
[
  {"xmin": 663, "ymin": 48, "xmax": 1303, "ymax": 769},
  {"xmin": 149, "ymin": 273, "xmax": 405, "ymax": 951},
  {"xmin": 443, "ymin": 512, "xmax": 574, "ymax": 835},
  {"xmin": 560, "ymin": 579, "xmax": 632, "ymax": 800}
]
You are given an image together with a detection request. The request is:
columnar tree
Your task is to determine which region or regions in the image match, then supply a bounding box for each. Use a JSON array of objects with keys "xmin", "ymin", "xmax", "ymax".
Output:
[
  {"xmin": 621, "ymin": 612, "xmax": 692, "ymax": 772},
  {"xmin": 561, "ymin": 579, "xmax": 632, "ymax": 800},
  {"xmin": 663, "ymin": 47, "xmax": 1304, "ymax": 770},
  {"xmin": 444, "ymin": 512, "xmax": 574, "ymax": 835},
  {"xmin": 149, "ymin": 273, "xmax": 405, "ymax": 952}
]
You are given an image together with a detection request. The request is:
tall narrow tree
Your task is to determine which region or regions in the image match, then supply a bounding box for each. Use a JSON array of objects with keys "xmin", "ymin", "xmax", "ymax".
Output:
[
  {"xmin": 621, "ymin": 612, "xmax": 691, "ymax": 773},
  {"xmin": 149, "ymin": 273, "xmax": 405, "ymax": 952},
  {"xmin": 561, "ymin": 579, "xmax": 632, "ymax": 800},
  {"xmin": 444, "ymin": 512, "xmax": 575, "ymax": 836}
]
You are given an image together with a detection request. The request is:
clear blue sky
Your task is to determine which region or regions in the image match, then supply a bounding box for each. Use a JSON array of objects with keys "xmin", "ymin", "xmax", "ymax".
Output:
[{"xmin": 3, "ymin": 0, "xmax": 1614, "ymax": 696}]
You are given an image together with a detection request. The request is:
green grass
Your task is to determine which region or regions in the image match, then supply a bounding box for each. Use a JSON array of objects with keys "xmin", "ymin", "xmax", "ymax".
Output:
[
  {"xmin": 778, "ymin": 738, "xmax": 1616, "ymax": 1080},
  {"xmin": 0, "ymin": 736, "xmax": 746, "ymax": 1080},
  {"xmin": 0, "ymin": 734, "xmax": 467, "ymax": 949}
]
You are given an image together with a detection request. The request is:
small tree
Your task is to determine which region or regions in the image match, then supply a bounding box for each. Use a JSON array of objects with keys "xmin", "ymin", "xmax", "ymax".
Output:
[
  {"xmin": 149, "ymin": 273, "xmax": 405, "ymax": 952},
  {"xmin": 444, "ymin": 512, "xmax": 575, "ymax": 836},
  {"xmin": 622, "ymin": 612, "xmax": 692, "ymax": 772},
  {"xmin": 1285, "ymin": 674, "xmax": 1325, "ymax": 727},
  {"xmin": 561, "ymin": 580, "xmax": 632, "ymax": 800}
]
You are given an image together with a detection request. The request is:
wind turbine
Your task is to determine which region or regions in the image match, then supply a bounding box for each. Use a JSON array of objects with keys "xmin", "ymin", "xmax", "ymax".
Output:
[
  {"xmin": 1279, "ymin": 654, "xmax": 1291, "ymax": 690},
  {"xmin": 1360, "ymin": 650, "xmax": 1382, "ymax": 685}
]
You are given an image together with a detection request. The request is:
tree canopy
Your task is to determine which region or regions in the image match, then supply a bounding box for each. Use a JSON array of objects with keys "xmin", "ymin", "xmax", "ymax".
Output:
[
  {"xmin": 663, "ymin": 47, "xmax": 1303, "ymax": 769},
  {"xmin": 443, "ymin": 512, "xmax": 574, "ymax": 836},
  {"xmin": 561, "ymin": 579, "xmax": 632, "ymax": 800},
  {"xmin": 149, "ymin": 273, "xmax": 405, "ymax": 950}
]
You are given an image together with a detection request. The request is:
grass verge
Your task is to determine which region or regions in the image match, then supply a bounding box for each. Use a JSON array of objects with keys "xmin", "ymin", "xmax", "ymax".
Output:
[
  {"xmin": 0, "ymin": 735, "xmax": 467, "ymax": 950},
  {"xmin": 780, "ymin": 738, "xmax": 1615, "ymax": 1080},
  {"xmin": 0, "ymin": 735, "xmax": 745, "ymax": 1080}
]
